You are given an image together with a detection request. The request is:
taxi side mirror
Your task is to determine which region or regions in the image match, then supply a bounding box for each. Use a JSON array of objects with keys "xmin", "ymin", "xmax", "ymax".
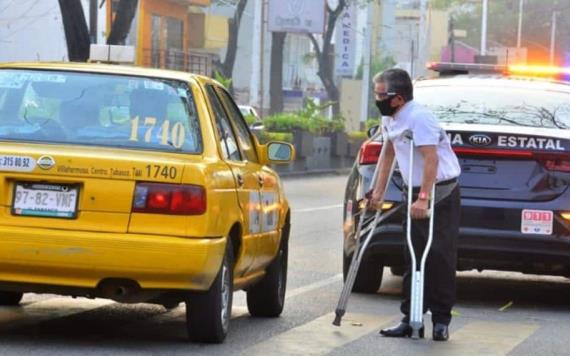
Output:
[{"xmin": 254, "ymin": 137, "xmax": 295, "ymax": 166}]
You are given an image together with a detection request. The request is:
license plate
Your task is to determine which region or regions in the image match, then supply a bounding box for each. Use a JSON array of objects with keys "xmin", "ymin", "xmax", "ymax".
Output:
[
  {"xmin": 12, "ymin": 182, "xmax": 79, "ymax": 219},
  {"xmin": 521, "ymin": 209, "xmax": 553, "ymax": 235}
]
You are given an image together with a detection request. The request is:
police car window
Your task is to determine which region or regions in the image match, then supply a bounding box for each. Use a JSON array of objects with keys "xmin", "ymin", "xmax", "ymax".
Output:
[
  {"xmin": 206, "ymin": 85, "xmax": 241, "ymax": 161},
  {"xmin": 215, "ymin": 88, "xmax": 259, "ymax": 163},
  {"xmin": 415, "ymin": 85, "xmax": 570, "ymax": 130},
  {"xmin": 0, "ymin": 69, "xmax": 203, "ymax": 153}
]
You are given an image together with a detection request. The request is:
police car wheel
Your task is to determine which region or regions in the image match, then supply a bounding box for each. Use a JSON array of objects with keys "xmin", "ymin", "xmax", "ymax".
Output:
[
  {"xmin": 0, "ymin": 291, "xmax": 23, "ymax": 306},
  {"xmin": 186, "ymin": 239, "xmax": 233, "ymax": 343},
  {"xmin": 343, "ymin": 253, "xmax": 383, "ymax": 294},
  {"xmin": 247, "ymin": 221, "xmax": 289, "ymax": 317}
]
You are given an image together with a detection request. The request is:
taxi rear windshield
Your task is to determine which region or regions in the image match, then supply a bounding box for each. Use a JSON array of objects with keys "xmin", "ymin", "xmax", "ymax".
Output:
[
  {"xmin": 0, "ymin": 69, "xmax": 203, "ymax": 153},
  {"xmin": 415, "ymin": 85, "xmax": 570, "ymax": 130}
]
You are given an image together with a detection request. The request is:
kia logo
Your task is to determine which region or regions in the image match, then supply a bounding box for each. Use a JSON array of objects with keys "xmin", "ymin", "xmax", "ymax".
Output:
[{"xmin": 469, "ymin": 134, "xmax": 492, "ymax": 146}]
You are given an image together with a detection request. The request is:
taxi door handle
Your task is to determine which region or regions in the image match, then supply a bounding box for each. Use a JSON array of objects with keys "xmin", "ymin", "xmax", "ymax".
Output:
[{"xmin": 236, "ymin": 173, "xmax": 244, "ymax": 187}]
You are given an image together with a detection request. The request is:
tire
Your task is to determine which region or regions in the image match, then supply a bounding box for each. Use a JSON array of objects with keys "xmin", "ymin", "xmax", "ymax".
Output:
[
  {"xmin": 390, "ymin": 266, "xmax": 405, "ymax": 276},
  {"xmin": 343, "ymin": 253, "xmax": 383, "ymax": 294},
  {"xmin": 186, "ymin": 239, "xmax": 233, "ymax": 343},
  {"xmin": 247, "ymin": 222, "xmax": 289, "ymax": 317},
  {"xmin": 0, "ymin": 291, "xmax": 23, "ymax": 306}
]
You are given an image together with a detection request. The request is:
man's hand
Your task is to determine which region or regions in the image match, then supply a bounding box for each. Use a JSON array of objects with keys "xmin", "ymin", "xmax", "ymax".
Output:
[
  {"xmin": 410, "ymin": 199, "xmax": 429, "ymax": 219},
  {"xmin": 368, "ymin": 189, "xmax": 383, "ymax": 211}
]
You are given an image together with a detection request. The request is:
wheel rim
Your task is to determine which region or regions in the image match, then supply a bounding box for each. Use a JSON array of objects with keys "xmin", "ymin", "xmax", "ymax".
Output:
[{"xmin": 220, "ymin": 262, "xmax": 230, "ymax": 331}]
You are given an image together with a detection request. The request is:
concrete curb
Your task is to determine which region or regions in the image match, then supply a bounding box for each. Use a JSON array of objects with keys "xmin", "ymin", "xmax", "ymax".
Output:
[{"xmin": 278, "ymin": 168, "xmax": 352, "ymax": 179}]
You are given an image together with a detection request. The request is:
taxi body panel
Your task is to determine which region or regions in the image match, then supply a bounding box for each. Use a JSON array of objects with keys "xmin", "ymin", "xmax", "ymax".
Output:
[{"xmin": 0, "ymin": 62, "xmax": 291, "ymax": 300}]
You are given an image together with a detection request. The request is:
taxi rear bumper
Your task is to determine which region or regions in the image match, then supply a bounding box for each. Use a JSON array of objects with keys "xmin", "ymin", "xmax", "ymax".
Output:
[{"xmin": 0, "ymin": 225, "xmax": 226, "ymax": 298}]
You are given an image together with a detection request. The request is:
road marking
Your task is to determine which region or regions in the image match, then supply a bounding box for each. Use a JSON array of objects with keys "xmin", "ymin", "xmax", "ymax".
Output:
[
  {"xmin": 243, "ymin": 312, "xmax": 394, "ymax": 355},
  {"xmin": 428, "ymin": 321, "xmax": 539, "ymax": 356},
  {"xmin": 0, "ymin": 297, "xmax": 114, "ymax": 329},
  {"xmin": 286, "ymin": 274, "xmax": 343, "ymax": 300},
  {"xmin": 293, "ymin": 204, "xmax": 343, "ymax": 213}
]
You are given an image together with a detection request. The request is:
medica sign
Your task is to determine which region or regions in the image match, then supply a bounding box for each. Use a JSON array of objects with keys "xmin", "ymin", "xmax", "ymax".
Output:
[{"xmin": 335, "ymin": 4, "xmax": 356, "ymax": 77}]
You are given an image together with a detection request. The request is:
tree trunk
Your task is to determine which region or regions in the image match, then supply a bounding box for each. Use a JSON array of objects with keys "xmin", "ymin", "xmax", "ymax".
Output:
[
  {"xmin": 107, "ymin": 0, "xmax": 138, "ymax": 45},
  {"xmin": 58, "ymin": 0, "xmax": 91, "ymax": 62},
  {"xmin": 307, "ymin": 0, "xmax": 346, "ymax": 117},
  {"xmin": 214, "ymin": 0, "xmax": 248, "ymax": 92},
  {"xmin": 269, "ymin": 32, "xmax": 286, "ymax": 115}
]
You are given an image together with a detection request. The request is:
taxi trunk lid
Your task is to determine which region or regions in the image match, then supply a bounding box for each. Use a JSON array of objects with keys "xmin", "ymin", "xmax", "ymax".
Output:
[{"xmin": 0, "ymin": 143, "xmax": 186, "ymax": 233}]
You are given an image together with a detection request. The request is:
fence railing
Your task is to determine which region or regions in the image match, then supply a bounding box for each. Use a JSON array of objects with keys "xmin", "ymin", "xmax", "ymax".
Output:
[{"xmin": 141, "ymin": 49, "xmax": 217, "ymax": 76}]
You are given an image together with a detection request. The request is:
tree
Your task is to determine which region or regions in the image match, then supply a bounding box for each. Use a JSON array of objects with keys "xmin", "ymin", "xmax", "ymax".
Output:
[
  {"xmin": 306, "ymin": 0, "xmax": 347, "ymax": 117},
  {"xmin": 269, "ymin": 32, "xmax": 287, "ymax": 115},
  {"xmin": 58, "ymin": 0, "xmax": 139, "ymax": 62},
  {"xmin": 213, "ymin": 0, "xmax": 248, "ymax": 92},
  {"xmin": 58, "ymin": 0, "xmax": 91, "ymax": 61},
  {"xmin": 107, "ymin": 0, "xmax": 139, "ymax": 45}
]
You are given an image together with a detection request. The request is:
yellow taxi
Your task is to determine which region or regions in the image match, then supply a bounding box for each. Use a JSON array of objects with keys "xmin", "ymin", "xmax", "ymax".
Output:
[{"xmin": 0, "ymin": 62, "xmax": 295, "ymax": 343}]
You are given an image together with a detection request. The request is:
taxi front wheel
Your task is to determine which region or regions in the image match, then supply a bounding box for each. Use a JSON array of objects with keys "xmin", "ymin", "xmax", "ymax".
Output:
[
  {"xmin": 247, "ymin": 223, "xmax": 289, "ymax": 317},
  {"xmin": 0, "ymin": 291, "xmax": 23, "ymax": 306},
  {"xmin": 186, "ymin": 239, "xmax": 234, "ymax": 343}
]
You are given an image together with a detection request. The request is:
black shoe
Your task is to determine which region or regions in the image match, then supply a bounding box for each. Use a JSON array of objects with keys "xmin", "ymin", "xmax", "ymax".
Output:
[
  {"xmin": 432, "ymin": 323, "xmax": 449, "ymax": 341},
  {"xmin": 379, "ymin": 322, "xmax": 424, "ymax": 338}
]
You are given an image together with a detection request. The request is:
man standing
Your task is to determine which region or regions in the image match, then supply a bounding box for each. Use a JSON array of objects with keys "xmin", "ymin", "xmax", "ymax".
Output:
[{"xmin": 369, "ymin": 69, "xmax": 461, "ymax": 341}]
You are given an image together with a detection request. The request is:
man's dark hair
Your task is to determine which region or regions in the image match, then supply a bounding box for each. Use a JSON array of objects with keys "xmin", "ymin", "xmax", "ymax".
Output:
[{"xmin": 373, "ymin": 68, "xmax": 414, "ymax": 101}]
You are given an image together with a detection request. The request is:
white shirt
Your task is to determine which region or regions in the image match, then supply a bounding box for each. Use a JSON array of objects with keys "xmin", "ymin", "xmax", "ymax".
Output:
[{"xmin": 382, "ymin": 100, "xmax": 461, "ymax": 187}]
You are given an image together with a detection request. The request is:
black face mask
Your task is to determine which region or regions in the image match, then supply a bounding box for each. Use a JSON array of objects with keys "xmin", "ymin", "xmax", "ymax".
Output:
[{"xmin": 375, "ymin": 97, "xmax": 398, "ymax": 116}]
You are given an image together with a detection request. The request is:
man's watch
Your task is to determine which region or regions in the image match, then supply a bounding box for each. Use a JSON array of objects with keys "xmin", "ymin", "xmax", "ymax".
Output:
[{"xmin": 418, "ymin": 191, "xmax": 429, "ymax": 201}]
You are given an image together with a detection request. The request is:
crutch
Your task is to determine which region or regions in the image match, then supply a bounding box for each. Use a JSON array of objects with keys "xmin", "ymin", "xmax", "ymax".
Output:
[
  {"xmin": 404, "ymin": 130, "xmax": 436, "ymax": 339},
  {"xmin": 333, "ymin": 132, "xmax": 398, "ymax": 327}
]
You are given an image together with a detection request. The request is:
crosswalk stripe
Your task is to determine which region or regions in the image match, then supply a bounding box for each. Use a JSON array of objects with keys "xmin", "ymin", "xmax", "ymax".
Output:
[
  {"xmin": 0, "ymin": 297, "xmax": 114, "ymax": 329},
  {"xmin": 427, "ymin": 321, "xmax": 539, "ymax": 356},
  {"xmin": 243, "ymin": 312, "xmax": 395, "ymax": 356}
]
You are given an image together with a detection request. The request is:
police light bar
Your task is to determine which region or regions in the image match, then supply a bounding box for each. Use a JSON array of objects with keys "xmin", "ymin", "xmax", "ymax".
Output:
[
  {"xmin": 426, "ymin": 62, "xmax": 507, "ymax": 76},
  {"xmin": 507, "ymin": 65, "xmax": 570, "ymax": 77}
]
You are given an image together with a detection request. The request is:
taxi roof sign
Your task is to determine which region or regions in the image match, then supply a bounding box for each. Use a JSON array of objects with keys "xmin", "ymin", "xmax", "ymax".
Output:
[
  {"xmin": 89, "ymin": 44, "xmax": 135, "ymax": 64},
  {"xmin": 426, "ymin": 62, "xmax": 507, "ymax": 76}
]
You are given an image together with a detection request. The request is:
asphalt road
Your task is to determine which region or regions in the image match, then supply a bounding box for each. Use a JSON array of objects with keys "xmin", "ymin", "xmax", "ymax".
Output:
[{"xmin": 1, "ymin": 174, "xmax": 570, "ymax": 355}]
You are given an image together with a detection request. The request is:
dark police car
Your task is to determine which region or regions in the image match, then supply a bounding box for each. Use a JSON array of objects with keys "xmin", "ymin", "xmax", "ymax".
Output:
[{"xmin": 344, "ymin": 63, "xmax": 570, "ymax": 293}]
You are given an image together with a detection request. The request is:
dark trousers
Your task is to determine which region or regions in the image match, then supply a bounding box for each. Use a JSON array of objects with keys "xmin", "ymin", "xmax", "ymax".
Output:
[{"xmin": 400, "ymin": 184, "xmax": 460, "ymax": 326}]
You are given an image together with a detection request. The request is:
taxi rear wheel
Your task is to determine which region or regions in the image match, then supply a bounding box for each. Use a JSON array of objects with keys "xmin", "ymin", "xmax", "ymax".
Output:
[
  {"xmin": 0, "ymin": 291, "xmax": 23, "ymax": 306},
  {"xmin": 247, "ymin": 223, "xmax": 289, "ymax": 317},
  {"xmin": 186, "ymin": 239, "xmax": 233, "ymax": 343}
]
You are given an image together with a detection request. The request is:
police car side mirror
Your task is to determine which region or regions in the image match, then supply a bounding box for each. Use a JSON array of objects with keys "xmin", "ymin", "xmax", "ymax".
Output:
[{"xmin": 367, "ymin": 125, "xmax": 380, "ymax": 138}]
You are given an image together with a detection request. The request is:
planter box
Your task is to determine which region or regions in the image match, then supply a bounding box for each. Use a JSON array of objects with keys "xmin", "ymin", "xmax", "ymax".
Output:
[
  {"xmin": 293, "ymin": 130, "xmax": 314, "ymax": 158},
  {"xmin": 329, "ymin": 132, "xmax": 348, "ymax": 157}
]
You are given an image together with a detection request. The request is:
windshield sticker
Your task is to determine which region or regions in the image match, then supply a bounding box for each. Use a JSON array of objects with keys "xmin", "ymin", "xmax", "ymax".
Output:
[
  {"xmin": 143, "ymin": 80, "xmax": 164, "ymax": 90},
  {"xmin": 0, "ymin": 155, "xmax": 36, "ymax": 172}
]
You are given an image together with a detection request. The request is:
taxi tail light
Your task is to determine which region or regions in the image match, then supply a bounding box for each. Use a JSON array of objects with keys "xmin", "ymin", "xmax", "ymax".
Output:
[
  {"xmin": 454, "ymin": 148, "xmax": 570, "ymax": 172},
  {"xmin": 133, "ymin": 183, "xmax": 206, "ymax": 215},
  {"xmin": 359, "ymin": 141, "xmax": 383, "ymax": 165}
]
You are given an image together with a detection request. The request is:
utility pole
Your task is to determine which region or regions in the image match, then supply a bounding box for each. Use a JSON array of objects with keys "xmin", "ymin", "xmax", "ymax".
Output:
[
  {"xmin": 250, "ymin": 0, "xmax": 262, "ymax": 113},
  {"xmin": 449, "ymin": 16, "xmax": 455, "ymax": 63},
  {"xmin": 550, "ymin": 11, "xmax": 558, "ymax": 65},
  {"xmin": 481, "ymin": 0, "xmax": 488, "ymax": 56},
  {"xmin": 516, "ymin": 0, "xmax": 524, "ymax": 48},
  {"xmin": 360, "ymin": 2, "xmax": 373, "ymax": 125},
  {"xmin": 89, "ymin": 0, "xmax": 98, "ymax": 44},
  {"xmin": 417, "ymin": 0, "xmax": 428, "ymax": 76},
  {"xmin": 259, "ymin": 0, "xmax": 266, "ymax": 118}
]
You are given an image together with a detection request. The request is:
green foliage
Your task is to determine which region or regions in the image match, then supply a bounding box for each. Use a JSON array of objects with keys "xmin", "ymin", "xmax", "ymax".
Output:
[
  {"xmin": 365, "ymin": 118, "xmax": 381, "ymax": 130},
  {"xmin": 263, "ymin": 99, "xmax": 346, "ymax": 135},
  {"xmin": 348, "ymin": 131, "xmax": 367, "ymax": 141},
  {"xmin": 257, "ymin": 131, "xmax": 294, "ymax": 144},
  {"xmin": 214, "ymin": 70, "xmax": 232, "ymax": 89},
  {"xmin": 243, "ymin": 114, "xmax": 256, "ymax": 126},
  {"xmin": 356, "ymin": 56, "xmax": 397, "ymax": 80}
]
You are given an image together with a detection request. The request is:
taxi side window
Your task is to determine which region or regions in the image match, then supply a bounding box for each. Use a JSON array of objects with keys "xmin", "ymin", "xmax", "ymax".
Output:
[
  {"xmin": 215, "ymin": 88, "xmax": 259, "ymax": 163},
  {"xmin": 206, "ymin": 85, "xmax": 241, "ymax": 161}
]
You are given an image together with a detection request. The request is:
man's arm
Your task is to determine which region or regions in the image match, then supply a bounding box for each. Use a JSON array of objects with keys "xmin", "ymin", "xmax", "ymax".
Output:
[
  {"xmin": 370, "ymin": 140, "xmax": 395, "ymax": 208},
  {"xmin": 411, "ymin": 145, "xmax": 438, "ymax": 219}
]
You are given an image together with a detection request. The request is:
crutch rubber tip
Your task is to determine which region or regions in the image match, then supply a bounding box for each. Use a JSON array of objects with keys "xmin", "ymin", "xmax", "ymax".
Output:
[{"xmin": 332, "ymin": 312, "xmax": 344, "ymax": 326}]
